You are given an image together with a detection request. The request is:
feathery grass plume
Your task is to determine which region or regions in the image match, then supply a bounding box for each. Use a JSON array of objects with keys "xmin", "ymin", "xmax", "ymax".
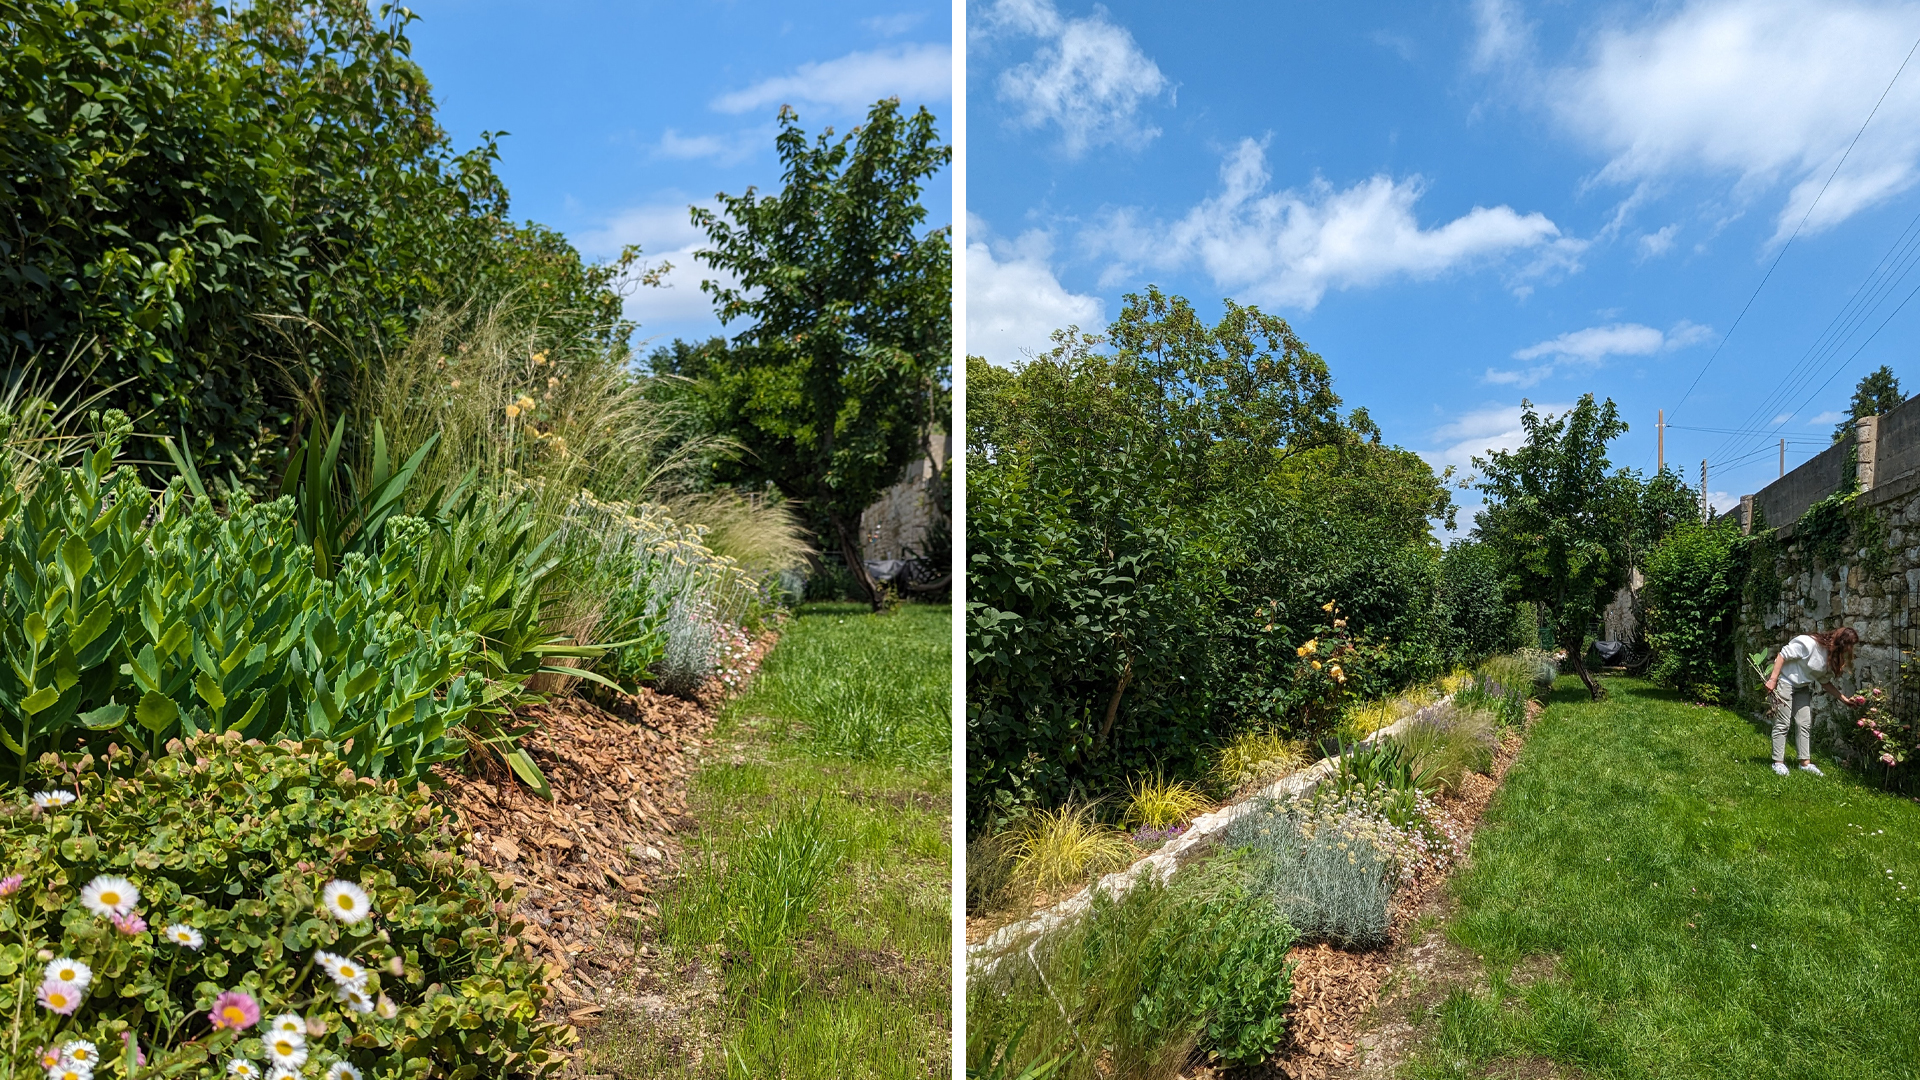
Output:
[
  {"xmin": 1210, "ymin": 730, "xmax": 1309, "ymax": 797},
  {"xmin": 1123, "ymin": 774, "xmax": 1211, "ymax": 830},
  {"xmin": 1011, "ymin": 804, "xmax": 1135, "ymax": 893},
  {"xmin": 0, "ymin": 348, "xmax": 119, "ymax": 495},
  {"xmin": 1392, "ymin": 703, "xmax": 1498, "ymax": 792},
  {"xmin": 666, "ymin": 488, "xmax": 813, "ymax": 578}
]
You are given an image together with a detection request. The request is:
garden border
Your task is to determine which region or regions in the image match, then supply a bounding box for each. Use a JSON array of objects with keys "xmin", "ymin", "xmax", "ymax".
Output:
[{"xmin": 968, "ymin": 697, "xmax": 1453, "ymax": 971}]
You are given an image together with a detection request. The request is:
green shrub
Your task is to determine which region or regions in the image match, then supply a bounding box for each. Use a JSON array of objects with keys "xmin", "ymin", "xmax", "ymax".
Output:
[
  {"xmin": 1228, "ymin": 782, "xmax": 1458, "ymax": 951},
  {"xmin": 0, "ymin": 425, "xmax": 588, "ymax": 787},
  {"xmin": 1642, "ymin": 520, "xmax": 1748, "ymax": 703},
  {"xmin": 0, "ymin": 734, "xmax": 565, "ymax": 1077},
  {"xmin": 966, "ymin": 864, "xmax": 1296, "ymax": 1077}
]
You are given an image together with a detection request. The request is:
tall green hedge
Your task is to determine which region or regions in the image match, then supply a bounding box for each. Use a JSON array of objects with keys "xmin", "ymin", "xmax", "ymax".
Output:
[
  {"xmin": 964, "ymin": 292, "xmax": 1497, "ymax": 832},
  {"xmin": 1642, "ymin": 519, "xmax": 1749, "ymax": 703},
  {"xmin": 0, "ymin": 0, "xmax": 629, "ymax": 470}
]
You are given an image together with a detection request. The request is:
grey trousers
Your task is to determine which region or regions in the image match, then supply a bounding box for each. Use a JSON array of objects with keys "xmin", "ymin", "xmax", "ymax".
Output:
[{"xmin": 1771, "ymin": 683, "xmax": 1814, "ymax": 763}]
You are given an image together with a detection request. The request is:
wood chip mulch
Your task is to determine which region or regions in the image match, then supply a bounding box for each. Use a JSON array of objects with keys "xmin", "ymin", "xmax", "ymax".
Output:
[
  {"xmin": 1250, "ymin": 700, "xmax": 1544, "ymax": 1080},
  {"xmin": 430, "ymin": 632, "xmax": 779, "ymax": 1026}
]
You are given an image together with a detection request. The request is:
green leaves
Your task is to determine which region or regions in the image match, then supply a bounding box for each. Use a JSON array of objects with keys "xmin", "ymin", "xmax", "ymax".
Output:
[
  {"xmin": 691, "ymin": 99, "xmax": 950, "ymax": 606},
  {"xmin": 0, "ymin": 737, "xmax": 566, "ymax": 1077}
]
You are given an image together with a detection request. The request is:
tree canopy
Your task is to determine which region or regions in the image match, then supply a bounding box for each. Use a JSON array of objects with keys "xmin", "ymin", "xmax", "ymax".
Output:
[
  {"xmin": 1834, "ymin": 364, "xmax": 1904, "ymax": 442},
  {"xmin": 0, "ymin": 0, "xmax": 631, "ymax": 469},
  {"xmin": 689, "ymin": 99, "xmax": 951, "ymax": 607}
]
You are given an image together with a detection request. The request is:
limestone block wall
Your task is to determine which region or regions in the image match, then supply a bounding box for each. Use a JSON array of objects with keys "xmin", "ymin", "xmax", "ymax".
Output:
[{"xmin": 1735, "ymin": 470, "xmax": 1920, "ymax": 750}]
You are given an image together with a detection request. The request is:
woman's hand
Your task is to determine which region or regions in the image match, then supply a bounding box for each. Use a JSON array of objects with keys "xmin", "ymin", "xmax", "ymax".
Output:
[
  {"xmin": 1765, "ymin": 676, "xmax": 1777, "ymax": 694},
  {"xmin": 1849, "ymin": 694, "xmax": 1867, "ymax": 707}
]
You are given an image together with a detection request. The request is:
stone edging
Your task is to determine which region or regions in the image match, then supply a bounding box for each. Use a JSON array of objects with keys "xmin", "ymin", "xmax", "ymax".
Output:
[{"xmin": 967, "ymin": 697, "xmax": 1455, "ymax": 972}]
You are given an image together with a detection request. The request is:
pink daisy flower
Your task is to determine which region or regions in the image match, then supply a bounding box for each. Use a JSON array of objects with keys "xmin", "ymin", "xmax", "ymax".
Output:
[
  {"xmin": 209, "ymin": 990, "xmax": 260, "ymax": 1032},
  {"xmin": 37, "ymin": 979, "xmax": 82, "ymax": 1015}
]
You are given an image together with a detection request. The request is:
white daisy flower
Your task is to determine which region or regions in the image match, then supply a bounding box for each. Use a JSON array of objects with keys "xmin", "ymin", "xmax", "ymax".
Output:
[
  {"xmin": 262, "ymin": 1032, "xmax": 306, "ymax": 1070},
  {"xmin": 227, "ymin": 1061, "xmax": 261, "ymax": 1080},
  {"xmin": 315, "ymin": 951, "xmax": 368, "ymax": 989},
  {"xmin": 321, "ymin": 880, "xmax": 372, "ymax": 924},
  {"xmin": 326, "ymin": 1064, "xmax": 363, "ymax": 1080},
  {"xmin": 45, "ymin": 1066, "xmax": 90, "ymax": 1080},
  {"xmin": 32, "ymin": 790, "xmax": 75, "ymax": 809},
  {"xmin": 79, "ymin": 875, "xmax": 138, "ymax": 917},
  {"xmin": 335, "ymin": 984, "xmax": 374, "ymax": 1014},
  {"xmin": 43, "ymin": 958, "xmax": 91, "ymax": 991},
  {"xmin": 267, "ymin": 1013, "xmax": 304, "ymax": 1037},
  {"xmin": 267, "ymin": 1070, "xmax": 299, "ymax": 1080},
  {"xmin": 59, "ymin": 1040, "xmax": 99, "ymax": 1067},
  {"xmin": 374, "ymin": 994, "xmax": 397, "ymax": 1020},
  {"xmin": 165, "ymin": 924, "xmax": 204, "ymax": 949}
]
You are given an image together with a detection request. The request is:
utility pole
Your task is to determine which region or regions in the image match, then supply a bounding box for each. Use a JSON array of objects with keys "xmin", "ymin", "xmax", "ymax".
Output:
[
  {"xmin": 1657, "ymin": 409, "xmax": 1664, "ymax": 471},
  {"xmin": 1780, "ymin": 438, "xmax": 1785, "ymax": 479},
  {"xmin": 1700, "ymin": 459, "xmax": 1709, "ymax": 523}
]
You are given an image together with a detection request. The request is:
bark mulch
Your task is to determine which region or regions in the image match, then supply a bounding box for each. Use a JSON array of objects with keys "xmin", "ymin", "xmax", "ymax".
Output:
[
  {"xmin": 1249, "ymin": 701, "xmax": 1543, "ymax": 1080},
  {"xmin": 431, "ymin": 632, "xmax": 778, "ymax": 1026}
]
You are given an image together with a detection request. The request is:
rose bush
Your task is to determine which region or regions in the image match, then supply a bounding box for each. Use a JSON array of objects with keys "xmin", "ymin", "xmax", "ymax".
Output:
[{"xmin": 0, "ymin": 735, "xmax": 565, "ymax": 1077}]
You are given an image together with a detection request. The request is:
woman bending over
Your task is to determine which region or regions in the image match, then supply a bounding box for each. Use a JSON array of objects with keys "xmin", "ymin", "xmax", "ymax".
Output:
[{"xmin": 1763, "ymin": 626, "xmax": 1866, "ymax": 776}]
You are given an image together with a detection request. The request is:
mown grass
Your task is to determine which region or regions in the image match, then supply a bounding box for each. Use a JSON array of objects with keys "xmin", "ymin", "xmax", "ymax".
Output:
[
  {"xmin": 589, "ymin": 602, "xmax": 952, "ymax": 1079},
  {"xmin": 1404, "ymin": 677, "xmax": 1920, "ymax": 1080}
]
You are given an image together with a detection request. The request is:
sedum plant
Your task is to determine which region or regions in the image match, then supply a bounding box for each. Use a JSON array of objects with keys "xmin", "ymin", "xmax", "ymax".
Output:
[{"xmin": 0, "ymin": 735, "xmax": 565, "ymax": 1077}]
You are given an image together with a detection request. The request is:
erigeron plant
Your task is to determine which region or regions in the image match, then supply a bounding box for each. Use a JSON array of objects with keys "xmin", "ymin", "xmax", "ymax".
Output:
[{"xmin": 0, "ymin": 735, "xmax": 564, "ymax": 1078}]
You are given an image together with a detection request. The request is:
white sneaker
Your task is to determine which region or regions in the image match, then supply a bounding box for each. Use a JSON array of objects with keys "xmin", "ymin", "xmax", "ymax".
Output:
[
  {"xmin": 1800, "ymin": 762, "xmax": 1824, "ymax": 776},
  {"xmin": 1772, "ymin": 762, "xmax": 1790, "ymax": 776}
]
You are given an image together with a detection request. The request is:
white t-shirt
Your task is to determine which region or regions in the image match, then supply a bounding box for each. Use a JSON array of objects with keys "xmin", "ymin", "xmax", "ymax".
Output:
[{"xmin": 1778, "ymin": 635, "xmax": 1829, "ymax": 688}]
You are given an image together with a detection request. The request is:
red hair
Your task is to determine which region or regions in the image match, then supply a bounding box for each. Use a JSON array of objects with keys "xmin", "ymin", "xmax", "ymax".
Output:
[{"xmin": 1811, "ymin": 626, "xmax": 1860, "ymax": 672}]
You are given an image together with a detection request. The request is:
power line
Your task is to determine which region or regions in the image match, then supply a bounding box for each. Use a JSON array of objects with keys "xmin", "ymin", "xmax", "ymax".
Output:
[
  {"xmin": 1708, "ymin": 198, "xmax": 1920, "ymax": 463},
  {"xmin": 1656, "ymin": 30, "xmax": 1920, "ymax": 452}
]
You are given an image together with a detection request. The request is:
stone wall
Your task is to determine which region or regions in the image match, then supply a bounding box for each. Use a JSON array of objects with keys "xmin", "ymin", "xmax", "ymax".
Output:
[
  {"xmin": 1734, "ymin": 469, "xmax": 1920, "ymax": 749},
  {"xmin": 859, "ymin": 431, "xmax": 949, "ymax": 561}
]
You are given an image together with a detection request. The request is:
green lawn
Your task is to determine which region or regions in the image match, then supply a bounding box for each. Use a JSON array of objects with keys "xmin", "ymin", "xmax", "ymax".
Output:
[
  {"xmin": 590, "ymin": 603, "xmax": 952, "ymax": 1079},
  {"xmin": 1404, "ymin": 677, "xmax": 1920, "ymax": 1080}
]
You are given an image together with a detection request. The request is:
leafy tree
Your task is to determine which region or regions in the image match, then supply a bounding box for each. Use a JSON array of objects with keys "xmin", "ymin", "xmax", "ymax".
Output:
[
  {"xmin": 1834, "ymin": 364, "xmax": 1903, "ymax": 442},
  {"xmin": 690, "ymin": 100, "xmax": 951, "ymax": 608},
  {"xmin": 1471, "ymin": 395, "xmax": 1640, "ymax": 700},
  {"xmin": 1642, "ymin": 518, "xmax": 1747, "ymax": 703},
  {"xmin": 0, "ymin": 0, "xmax": 630, "ymax": 470},
  {"xmin": 966, "ymin": 293, "xmax": 1454, "ymax": 828}
]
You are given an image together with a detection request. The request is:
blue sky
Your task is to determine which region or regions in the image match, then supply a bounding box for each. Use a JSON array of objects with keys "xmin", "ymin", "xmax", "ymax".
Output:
[
  {"xmin": 963, "ymin": 0, "xmax": 1920, "ymax": 532},
  {"xmin": 406, "ymin": 0, "xmax": 952, "ymax": 354}
]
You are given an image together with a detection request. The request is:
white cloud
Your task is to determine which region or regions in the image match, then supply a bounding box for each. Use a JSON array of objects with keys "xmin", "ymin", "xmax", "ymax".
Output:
[
  {"xmin": 1639, "ymin": 223, "xmax": 1680, "ymax": 257},
  {"xmin": 1486, "ymin": 320, "xmax": 1713, "ymax": 386},
  {"xmin": 1471, "ymin": 0, "xmax": 1532, "ymax": 71},
  {"xmin": 1549, "ymin": 0, "xmax": 1920, "ymax": 243},
  {"xmin": 983, "ymin": 0, "xmax": 1168, "ymax": 156},
  {"xmin": 574, "ymin": 201, "xmax": 733, "ymax": 331},
  {"xmin": 1811, "ymin": 409, "xmax": 1848, "ymax": 424},
  {"xmin": 653, "ymin": 127, "xmax": 768, "ymax": 167},
  {"xmin": 1089, "ymin": 138, "xmax": 1566, "ymax": 309},
  {"xmin": 966, "ymin": 218, "xmax": 1105, "ymax": 365},
  {"xmin": 864, "ymin": 12, "xmax": 927, "ymax": 36},
  {"xmin": 1424, "ymin": 400, "xmax": 1573, "ymax": 536},
  {"xmin": 711, "ymin": 43, "xmax": 951, "ymax": 116}
]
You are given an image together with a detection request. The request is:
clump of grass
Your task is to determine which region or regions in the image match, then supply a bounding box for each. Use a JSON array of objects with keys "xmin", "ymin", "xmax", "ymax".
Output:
[
  {"xmin": 967, "ymin": 863, "xmax": 1298, "ymax": 1078},
  {"xmin": 1124, "ymin": 774, "xmax": 1212, "ymax": 829},
  {"xmin": 1393, "ymin": 703, "xmax": 1497, "ymax": 792},
  {"xmin": 1438, "ymin": 667, "xmax": 1476, "ymax": 696},
  {"xmin": 1339, "ymin": 699, "xmax": 1402, "ymax": 742},
  {"xmin": 1211, "ymin": 729, "xmax": 1310, "ymax": 796},
  {"xmin": 966, "ymin": 830, "xmax": 1021, "ymax": 914},
  {"xmin": 1011, "ymin": 804, "xmax": 1136, "ymax": 893}
]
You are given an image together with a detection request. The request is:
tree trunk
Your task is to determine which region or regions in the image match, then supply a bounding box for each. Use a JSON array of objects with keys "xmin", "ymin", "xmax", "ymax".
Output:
[
  {"xmin": 829, "ymin": 511, "xmax": 883, "ymax": 611},
  {"xmin": 1098, "ymin": 652, "xmax": 1133, "ymax": 745},
  {"xmin": 1566, "ymin": 633, "xmax": 1604, "ymax": 700}
]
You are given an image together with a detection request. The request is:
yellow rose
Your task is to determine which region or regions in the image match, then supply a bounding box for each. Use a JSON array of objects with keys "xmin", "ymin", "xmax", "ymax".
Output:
[{"xmin": 1311, "ymin": 660, "xmax": 1322, "ymax": 670}]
